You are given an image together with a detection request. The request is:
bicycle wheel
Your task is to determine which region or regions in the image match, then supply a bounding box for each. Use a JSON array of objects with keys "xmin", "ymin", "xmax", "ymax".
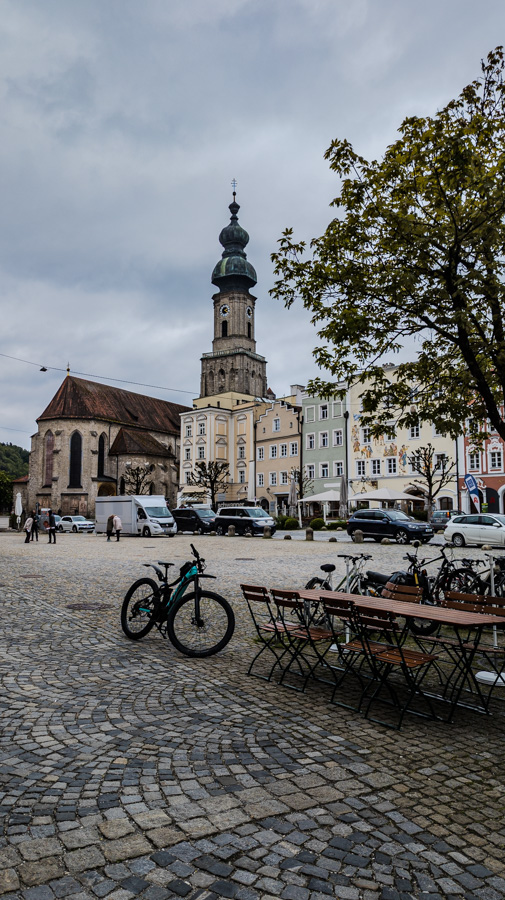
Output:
[
  {"xmin": 166, "ymin": 590, "xmax": 235, "ymax": 657},
  {"xmin": 445, "ymin": 569, "xmax": 480, "ymax": 593},
  {"xmin": 304, "ymin": 577, "xmax": 331, "ymax": 590},
  {"xmin": 121, "ymin": 578, "xmax": 161, "ymax": 640}
]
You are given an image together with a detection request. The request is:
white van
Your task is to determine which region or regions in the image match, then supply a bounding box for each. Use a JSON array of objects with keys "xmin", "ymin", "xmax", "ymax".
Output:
[{"xmin": 95, "ymin": 496, "xmax": 177, "ymax": 537}]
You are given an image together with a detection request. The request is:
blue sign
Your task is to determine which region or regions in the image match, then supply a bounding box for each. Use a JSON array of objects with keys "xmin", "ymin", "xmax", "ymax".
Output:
[{"xmin": 464, "ymin": 474, "xmax": 480, "ymax": 512}]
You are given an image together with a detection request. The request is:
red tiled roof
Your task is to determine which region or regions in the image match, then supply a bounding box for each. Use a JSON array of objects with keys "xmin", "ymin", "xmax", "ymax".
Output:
[
  {"xmin": 109, "ymin": 428, "xmax": 172, "ymax": 457},
  {"xmin": 12, "ymin": 475, "xmax": 29, "ymax": 483},
  {"xmin": 38, "ymin": 377, "xmax": 190, "ymax": 434}
]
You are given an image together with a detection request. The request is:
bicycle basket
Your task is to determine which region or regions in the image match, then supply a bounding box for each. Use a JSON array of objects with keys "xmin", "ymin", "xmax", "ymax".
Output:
[{"xmin": 180, "ymin": 561, "xmax": 194, "ymax": 579}]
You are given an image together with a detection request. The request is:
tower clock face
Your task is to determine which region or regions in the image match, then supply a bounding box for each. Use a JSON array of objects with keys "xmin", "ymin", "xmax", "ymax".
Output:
[
  {"xmin": 220, "ymin": 304, "xmax": 229, "ymax": 317},
  {"xmin": 246, "ymin": 306, "xmax": 252, "ymax": 318}
]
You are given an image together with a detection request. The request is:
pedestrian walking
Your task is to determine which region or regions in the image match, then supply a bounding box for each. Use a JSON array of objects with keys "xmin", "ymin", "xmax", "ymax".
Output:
[
  {"xmin": 47, "ymin": 509, "xmax": 57, "ymax": 544},
  {"xmin": 30, "ymin": 511, "xmax": 39, "ymax": 542},
  {"xmin": 24, "ymin": 515, "xmax": 33, "ymax": 544},
  {"xmin": 106, "ymin": 514, "xmax": 114, "ymax": 541},
  {"xmin": 113, "ymin": 514, "xmax": 122, "ymax": 542}
]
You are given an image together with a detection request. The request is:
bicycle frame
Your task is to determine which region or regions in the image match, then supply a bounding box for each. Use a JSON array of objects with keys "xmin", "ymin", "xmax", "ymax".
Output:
[{"xmin": 145, "ymin": 561, "xmax": 216, "ymax": 627}]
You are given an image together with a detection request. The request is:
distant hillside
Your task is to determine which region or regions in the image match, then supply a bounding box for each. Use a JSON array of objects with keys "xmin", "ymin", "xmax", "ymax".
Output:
[{"xmin": 0, "ymin": 442, "xmax": 29, "ymax": 479}]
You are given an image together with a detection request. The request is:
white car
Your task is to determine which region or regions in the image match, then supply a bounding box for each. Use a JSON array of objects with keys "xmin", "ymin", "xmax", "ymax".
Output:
[
  {"xmin": 445, "ymin": 513, "xmax": 505, "ymax": 547},
  {"xmin": 58, "ymin": 515, "xmax": 95, "ymax": 534}
]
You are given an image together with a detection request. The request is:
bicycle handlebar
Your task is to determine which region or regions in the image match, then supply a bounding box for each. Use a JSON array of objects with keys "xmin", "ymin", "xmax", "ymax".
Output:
[
  {"xmin": 190, "ymin": 543, "xmax": 205, "ymax": 572},
  {"xmin": 337, "ymin": 553, "xmax": 372, "ymax": 561}
]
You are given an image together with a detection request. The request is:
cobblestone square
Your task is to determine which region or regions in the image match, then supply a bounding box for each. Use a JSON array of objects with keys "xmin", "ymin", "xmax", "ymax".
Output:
[{"xmin": 1, "ymin": 532, "xmax": 505, "ymax": 899}]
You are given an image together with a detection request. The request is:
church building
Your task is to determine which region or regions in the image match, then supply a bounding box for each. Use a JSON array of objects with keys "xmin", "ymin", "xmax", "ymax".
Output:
[{"xmin": 27, "ymin": 376, "xmax": 190, "ymax": 516}]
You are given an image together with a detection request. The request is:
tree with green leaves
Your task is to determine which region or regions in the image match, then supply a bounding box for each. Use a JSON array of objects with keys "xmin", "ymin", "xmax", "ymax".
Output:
[
  {"xmin": 122, "ymin": 464, "xmax": 153, "ymax": 495},
  {"xmin": 271, "ymin": 48, "xmax": 505, "ymax": 440},
  {"xmin": 186, "ymin": 461, "xmax": 230, "ymax": 511},
  {"xmin": 0, "ymin": 471, "xmax": 12, "ymax": 513},
  {"xmin": 408, "ymin": 444, "xmax": 457, "ymax": 511}
]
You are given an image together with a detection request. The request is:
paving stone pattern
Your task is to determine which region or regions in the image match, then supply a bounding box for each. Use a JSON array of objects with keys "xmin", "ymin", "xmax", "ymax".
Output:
[{"xmin": 1, "ymin": 532, "xmax": 505, "ymax": 900}]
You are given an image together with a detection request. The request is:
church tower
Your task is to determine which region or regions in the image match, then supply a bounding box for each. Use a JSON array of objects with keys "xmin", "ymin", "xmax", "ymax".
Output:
[{"xmin": 200, "ymin": 194, "xmax": 268, "ymax": 399}]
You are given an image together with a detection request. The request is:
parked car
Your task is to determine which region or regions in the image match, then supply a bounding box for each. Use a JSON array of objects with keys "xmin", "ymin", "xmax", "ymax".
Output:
[
  {"xmin": 214, "ymin": 506, "xmax": 276, "ymax": 536},
  {"xmin": 58, "ymin": 515, "xmax": 95, "ymax": 533},
  {"xmin": 39, "ymin": 510, "xmax": 61, "ymax": 531},
  {"xmin": 172, "ymin": 507, "xmax": 216, "ymax": 534},
  {"xmin": 346, "ymin": 508, "xmax": 434, "ymax": 544},
  {"xmin": 445, "ymin": 513, "xmax": 505, "ymax": 547},
  {"xmin": 429, "ymin": 510, "xmax": 464, "ymax": 532}
]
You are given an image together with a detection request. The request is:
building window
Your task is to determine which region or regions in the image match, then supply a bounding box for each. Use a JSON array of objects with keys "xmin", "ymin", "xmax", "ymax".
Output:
[
  {"xmin": 334, "ymin": 461, "xmax": 343, "ymax": 476},
  {"xmin": 435, "ymin": 453, "xmax": 447, "ymax": 470},
  {"xmin": 257, "ymin": 447, "xmax": 264, "ymax": 460},
  {"xmin": 185, "ymin": 471, "xmax": 192, "ymax": 484},
  {"xmin": 273, "ymin": 417, "xmax": 280, "ymax": 432},
  {"xmin": 468, "ymin": 452, "xmax": 480, "ymax": 471},
  {"xmin": 387, "ymin": 457, "xmax": 397, "ymax": 475},
  {"xmin": 257, "ymin": 473, "xmax": 264, "ymax": 487},
  {"xmin": 306, "ymin": 406, "xmax": 315, "ymax": 423},
  {"xmin": 43, "ymin": 431, "xmax": 54, "ymax": 486},
  {"xmin": 371, "ymin": 459, "xmax": 381, "ymax": 476},
  {"xmin": 356, "ymin": 460, "xmax": 366, "ymax": 477},
  {"xmin": 69, "ymin": 432, "xmax": 82, "ymax": 487},
  {"xmin": 320, "ymin": 432, "xmax": 329, "ymax": 448},
  {"xmin": 280, "ymin": 471, "xmax": 289, "ymax": 485},
  {"xmin": 185, "ymin": 448, "xmax": 191, "ymax": 461},
  {"xmin": 289, "ymin": 442, "xmax": 298, "ymax": 456},
  {"xmin": 185, "ymin": 425, "xmax": 192, "ymax": 438},
  {"xmin": 98, "ymin": 434, "xmax": 106, "ymax": 478},
  {"xmin": 409, "ymin": 421, "xmax": 420, "ymax": 439},
  {"xmin": 198, "ymin": 422, "xmax": 206, "ymax": 435},
  {"xmin": 238, "ymin": 445, "xmax": 245, "ymax": 459},
  {"xmin": 238, "ymin": 469, "xmax": 245, "ymax": 483},
  {"xmin": 333, "ymin": 429, "xmax": 343, "ymax": 446},
  {"xmin": 332, "ymin": 401, "xmax": 342, "ymax": 417},
  {"xmin": 269, "ymin": 472, "xmax": 277, "ymax": 486},
  {"xmin": 306, "ymin": 433, "xmax": 315, "ymax": 450},
  {"xmin": 198, "ymin": 446, "xmax": 205, "ymax": 459},
  {"xmin": 280, "ymin": 443, "xmax": 287, "ymax": 457},
  {"xmin": 432, "ymin": 424, "xmax": 444, "ymax": 438},
  {"xmin": 270, "ymin": 445, "xmax": 277, "ymax": 459},
  {"xmin": 490, "ymin": 451, "xmax": 502, "ymax": 469},
  {"xmin": 119, "ymin": 476, "xmax": 125, "ymax": 495},
  {"xmin": 362, "ymin": 427, "xmax": 371, "ymax": 444},
  {"xmin": 221, "ymin": 320, "xmax": 228, "ymax": 337},
  {"xmin": 319, "ymin": 404, "xmax": 328, "ymax": 420},
  {"xmin": 306, "ymin": 464, "xmax": 315, "ymax": 479},
  {"xmin": 320, "ymin": 462, "xmax": 329, "ymax": 478}
]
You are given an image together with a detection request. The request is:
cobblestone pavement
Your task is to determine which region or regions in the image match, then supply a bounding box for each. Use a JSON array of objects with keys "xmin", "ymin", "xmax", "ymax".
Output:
[{"xmin": 1, "ymin": 531, "xmax": 505, "ymax": 900}]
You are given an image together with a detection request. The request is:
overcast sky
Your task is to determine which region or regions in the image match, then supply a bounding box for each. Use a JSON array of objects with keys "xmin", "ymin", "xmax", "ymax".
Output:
[{"xmin": 1, "ymin": 0, "xmax": 504, "ymax": 450}]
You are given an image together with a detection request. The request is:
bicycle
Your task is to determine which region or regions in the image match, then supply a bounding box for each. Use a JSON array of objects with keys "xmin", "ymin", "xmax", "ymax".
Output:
[
  {"xmin": 305, "ymin": 554, "xmax": 373, "ymax": 594},
  {"xmin": 121, "ymin": 544, "xmax": 235, "ymax": 657}
]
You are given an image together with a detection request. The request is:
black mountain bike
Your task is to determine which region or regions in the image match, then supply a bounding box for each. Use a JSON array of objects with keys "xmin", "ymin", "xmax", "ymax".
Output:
[{"xmin": 121, "ymin": 544, "xmax": 235, "ymax": 657}]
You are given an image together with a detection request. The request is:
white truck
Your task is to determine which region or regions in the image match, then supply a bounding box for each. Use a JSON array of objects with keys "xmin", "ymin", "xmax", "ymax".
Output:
[{"xmin": 95, "ymin": 495, "xmax": 177, "ymax": 537}]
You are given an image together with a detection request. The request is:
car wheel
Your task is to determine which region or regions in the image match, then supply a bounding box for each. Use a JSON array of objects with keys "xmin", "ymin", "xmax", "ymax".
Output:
[
  {"xmin": 197, "ymin": 526, "xmax": 204, "ymax": 535},
  {"xmin": 216, "ymin": 525, "xmax": 224, "ymax": 536},
  {"xmin": 396, "ymin": 529, "xmax": 409, "ymax": 544},
  {"xmin": 142, "ymin": 526, "xmax": 151, "ymax": 537},
  {"xmin": 58, "ymin": 525, "xmax": 64, "ymax": 533},
  {"xmin": 72, "ymin": 525, "xmax": 77, "ymax": 533},
  {"xmin": 350, "ymin": 531, "xmax": 356, "ymax": 542},
  {"xmin": 452, "ymin": 533, "xmax": 465, "ymax": 548},
  {"xmin": 244, "ymin": 526, "xmax": 253, "ymax": 536}
]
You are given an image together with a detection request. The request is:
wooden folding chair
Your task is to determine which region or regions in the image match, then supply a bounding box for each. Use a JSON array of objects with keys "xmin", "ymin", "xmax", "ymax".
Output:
[
  {"xmin": 269, "ymin": 588, "xmax": 334, "ymax": 692},
  {"xmin": 240, "ymin": 584, "xmax": 295, "ymax": 682},
  {"xmin": 351, "ymin": 604, "xmax": 439, "ymax": 729}
]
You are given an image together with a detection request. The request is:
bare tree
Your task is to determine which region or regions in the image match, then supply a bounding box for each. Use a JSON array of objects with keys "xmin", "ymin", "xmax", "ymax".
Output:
[
  {"xmin": 121, "ymin": 464, "xmax": 153, "ymax": 495},
  {"xmin": 186, "ymin": 461, "xmax": 230, "ymax": 511},
  {"xmin": 290, "ymin": 467, "xmax": 314, "ymax": 500},
  {"xmin": 409, "ymin": 444, "xmax": 456, "ymax": 511}
]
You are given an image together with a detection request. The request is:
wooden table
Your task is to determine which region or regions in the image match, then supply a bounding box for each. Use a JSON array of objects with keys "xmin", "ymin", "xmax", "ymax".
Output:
[{"xmin": 298, "ymin": 588, "xmax": 505, "ymax": 720}]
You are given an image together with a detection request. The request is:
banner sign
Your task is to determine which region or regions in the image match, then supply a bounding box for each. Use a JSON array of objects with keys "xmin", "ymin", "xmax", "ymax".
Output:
[{"xmin": 464, "ymin": 474, "xmax": 480, "ymax": 513}]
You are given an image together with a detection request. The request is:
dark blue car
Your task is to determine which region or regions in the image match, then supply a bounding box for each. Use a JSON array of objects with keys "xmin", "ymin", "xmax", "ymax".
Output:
[{"xmin": 346, "ymin": 508, "xmax": 433, "ymax": 544}]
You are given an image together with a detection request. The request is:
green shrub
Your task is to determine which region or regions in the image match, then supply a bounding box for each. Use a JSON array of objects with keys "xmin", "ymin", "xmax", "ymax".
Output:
[
  {"xmin": 276, "ymin": 514, "xmax": 288, "ymax": 528},
  {"xmin": 411, "ymin": 509, "xmax": 428, "ymax": 521},
  {"xmin": 284, "ymin": 517, "xmax": 299, "ymax": 530},
  {"xmin": 310, "ymin": 518, "xmax": 325, "ymax": 530},
  {"xmin": 327, "ymin": 520, "xmax": 347, "ymax": 530}
]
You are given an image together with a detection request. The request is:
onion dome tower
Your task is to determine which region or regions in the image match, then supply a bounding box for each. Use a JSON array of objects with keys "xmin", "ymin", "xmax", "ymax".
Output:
[{"xmin": 200, "ymin": 193, "xmax": 268, "ymax": 398}]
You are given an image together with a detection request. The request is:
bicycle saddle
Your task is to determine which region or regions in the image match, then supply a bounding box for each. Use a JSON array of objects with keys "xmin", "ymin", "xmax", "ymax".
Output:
[
  {"xmin": 320, "ymin": 563, "xmax": 336, "ymax": 573},
  {"xmin": 157, "ymin": 561, "xmax": 174, "ymax": 567}
]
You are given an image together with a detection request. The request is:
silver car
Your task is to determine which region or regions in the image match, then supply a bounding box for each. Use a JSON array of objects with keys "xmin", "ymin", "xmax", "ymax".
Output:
[
  {"xmin": 58, "ymin": 515, "xmax": 95, "ymax": 534},
  {"xmin": 445, "ymin": 513, "xmax": 505, "ymax": 547}
]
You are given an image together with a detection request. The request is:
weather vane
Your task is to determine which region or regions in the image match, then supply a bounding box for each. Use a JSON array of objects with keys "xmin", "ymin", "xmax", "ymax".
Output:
[{"xmin": 231, "ymin": 178, "xmax": 237, "ymax": 197}]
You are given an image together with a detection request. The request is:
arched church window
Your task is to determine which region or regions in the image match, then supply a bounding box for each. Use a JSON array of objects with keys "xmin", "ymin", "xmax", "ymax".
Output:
[
  {"xmin": 208, "ymin": 371, "xmax": 214, "ymax": 392},
  {"xmin": 221, "ymin": 321, "xmax": 228, "ymax": 337},
  {"xmin": 43, "ymin": 431, "xmax": 54, "ymax": 486},
  {"xmin": 247, "ymin": 323, "xmax": 251, "ymax": 339},
  {"xmin": 98, "ymin": 433, "xmax": 106, "ymax": 477},
  {"xmin": 119, "ymin": 477, "xmax": 125, "ymax": 495},
  {"xmin": 69, "ymin": 432, "xmax": 82, "ymax": 487}
]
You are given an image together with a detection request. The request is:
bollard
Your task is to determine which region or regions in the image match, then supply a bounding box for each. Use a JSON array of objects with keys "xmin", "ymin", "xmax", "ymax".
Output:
[
  {"xmin": 227, "ymin": 524, "xmax": 235, "ymax": 537},
  {"xmin": 329, "ymin": 536, "xmax": 337, "ymax": 543},
  {"xmin": 263, "ymin": 526, "xmax": 272, "ymax": 539},
  {"xmin": 209, "ymin": 531, "xmax": 216, "ymax": 536},
  {"xmin": 353, "ymin": 529, "xmax": 364, "ymax": 543},
  {"xmin": 381, "ymin": 537, "xmax": 391, "ymax": 545},
  {"xmin": 284, "ymin": 534, "xmax": 292, "ymax": 540},
  {"xmin": 306, "ymin": 527, "xmax": 314, "ymax": 541}
]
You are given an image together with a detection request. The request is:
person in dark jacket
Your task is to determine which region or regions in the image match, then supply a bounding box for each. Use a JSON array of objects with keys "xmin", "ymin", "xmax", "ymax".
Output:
[
  {"xmin": 30, "ymin": 511, "xmax": 39, "ymax": 542},
  {"xmin": 106, "ymin": 514, "xmax": 114, "ymax": 541},
  {"xmin": 48, "ymin": 509, "xmax": 57, "ymax": 544}
]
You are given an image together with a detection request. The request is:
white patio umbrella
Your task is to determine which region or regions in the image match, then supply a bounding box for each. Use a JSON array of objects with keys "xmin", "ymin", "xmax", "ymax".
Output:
[
  {"xmin": 15, "ymin": 492, "xmax": 23, "ymax": 530},
  {"xmin": 339, "ymin": 475, "xmax": 348, "ymax": 519},
  {"xmin": 288, "ymin": 476, "xmax": 297, "ymax": 517},
  {"xmin": 349, "ymin": 487, "xmax": 415, "ymax": 503}
]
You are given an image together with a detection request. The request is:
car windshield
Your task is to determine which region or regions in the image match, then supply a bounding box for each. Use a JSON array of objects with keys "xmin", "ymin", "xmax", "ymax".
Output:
[
  {"xmin": 247, "ymin": 508, "xmax": 269, "ymax": 518},
  {"xmin": 197, "ymin": 510, "xmax": 215, "ymax": 518},
  {"xmin": 73, "ymin": 516, "xmax": 86, "ymax": 521},
  {"xmin": 145, "ymin": 507, "xmax": 170, "ymax": 517},
  {"xmin": 385, "ymin": 510, "xmax": 412, "ymax": 521},
  {"xmin": 491, "ymin": 514, "xmax": 505, "ymax": 525}
]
